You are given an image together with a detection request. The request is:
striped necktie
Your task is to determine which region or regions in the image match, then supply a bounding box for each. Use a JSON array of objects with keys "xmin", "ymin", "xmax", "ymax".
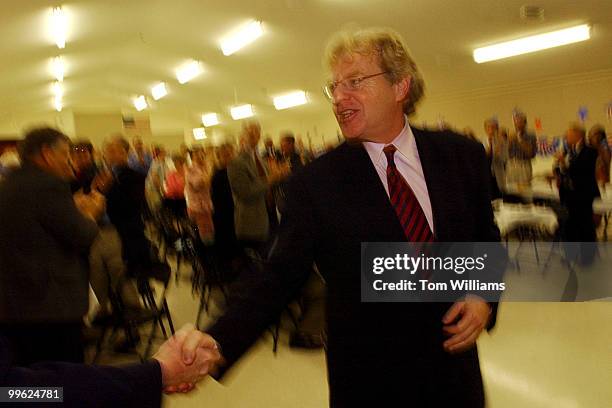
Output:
[{"xmin": 383, "ymin": 145, "xmax": 434, "ymax": 242}]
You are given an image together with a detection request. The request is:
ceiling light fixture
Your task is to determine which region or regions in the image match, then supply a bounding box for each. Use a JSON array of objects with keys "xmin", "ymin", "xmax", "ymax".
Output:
[
  {"xmin": 50, "ymin": 6, "xmax": 67, "ymax": 49},
  {"xmin": 51, "ymin": 81, "xmax": 63, "ymax": 97},
  {"xmin": 133, "ymin": 95, "xmax": 147, "ymax": 111},
  {"xmin": 53, "ymin": 95, "xmax": 63, "ymax": 112},
  {"xmin": 176, "ymin": 60, "xmax": 203, "ymax": 84},
  {"xmin": 202, "ymin": 113, "xmax": 220, "ymax": 127},
  {"xmin": 473, "ymin": 24, "xmax": 591, "ymax": 63},
  {"xmin": 151, "ymin": 82, "xmax": 168, "ymax": 100},
  {"xmin": 220, "ymin": 20, "xmax": 263, "ymax": 56},
  {"xmin": 51, "ymin": 56, "xmax": 65, "ymax": 81},
  {"xmin": 230, "ymin": 104, "xmax": 254, "ymax": 120},
  {"xmin": 193, "ymin": 127, "xmax": 207, "ymax": 140},
  {"xmin": 273, "ymin": 90, "xmax": 308, "ymax": 110}
]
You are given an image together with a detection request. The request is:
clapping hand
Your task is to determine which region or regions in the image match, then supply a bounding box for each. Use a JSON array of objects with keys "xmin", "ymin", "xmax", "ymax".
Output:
[
  {"xmin": 73, "ymin": 189, "xmax": 106, "ymax": 221},
  {"xmin": 267, "ymin": 161, "xmax": 291, "ymax": 184},
  {"xmin": 153, "ymin": 324, "xmax": 222, "ymax": 394}
]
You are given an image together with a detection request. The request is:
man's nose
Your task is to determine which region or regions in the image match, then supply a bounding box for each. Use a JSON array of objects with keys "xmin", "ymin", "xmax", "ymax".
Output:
[{"xmin": 332, "ymin": 85, "xmax": 349, "ymax": 105}]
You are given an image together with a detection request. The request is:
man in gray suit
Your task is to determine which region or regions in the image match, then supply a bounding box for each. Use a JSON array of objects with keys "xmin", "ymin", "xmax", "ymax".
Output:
[
  {"xmin": 0, "ymin": 127, "xmax": 105, "ymax": 364},
  {"xmin": 227, "ymin": 121, "xmax": 288, "ymax": 251}
]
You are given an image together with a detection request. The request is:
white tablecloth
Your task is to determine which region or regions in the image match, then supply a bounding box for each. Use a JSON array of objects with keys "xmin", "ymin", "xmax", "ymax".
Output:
[
  {"xmin": 593, "ymin": 186, "xmax": 612, "ymax": 214},
  {"xmin": 494, "ymin": 202, "xmax": 558, "ymax": 236},
  {"xmin": 505, "ymin": 181, "xmax": 559, "ymax": 201}
]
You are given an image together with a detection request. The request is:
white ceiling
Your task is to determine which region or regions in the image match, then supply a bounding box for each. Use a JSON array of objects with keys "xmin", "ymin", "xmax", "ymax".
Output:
[{"xmin": 0, "ymin": 0, "xmax": 611, "ymax": 135}]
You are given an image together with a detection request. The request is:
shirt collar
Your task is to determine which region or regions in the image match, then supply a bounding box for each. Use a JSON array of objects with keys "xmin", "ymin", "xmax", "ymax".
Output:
[{"xmin": 363, "ymin": 117, "xmax": 416, "ymax": 166}]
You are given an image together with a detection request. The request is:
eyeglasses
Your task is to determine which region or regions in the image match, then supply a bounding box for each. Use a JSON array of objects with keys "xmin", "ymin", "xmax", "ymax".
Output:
[{"xmin": 323, "ymin": 71, "xmax": 389, "ymax": 101}]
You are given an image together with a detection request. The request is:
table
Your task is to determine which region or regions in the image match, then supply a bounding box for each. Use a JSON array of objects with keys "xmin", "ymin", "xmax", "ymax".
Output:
[
  {"xmin": 494, "ymin": 202, "xmax": 559, "ymax": 237},
  {"xmin": 593, "ymin": 187, "xmax": 612, "ymax": 241},
  {"xmin": 504, "ymin": 181, "xmax": 559, "ymax": 202}
]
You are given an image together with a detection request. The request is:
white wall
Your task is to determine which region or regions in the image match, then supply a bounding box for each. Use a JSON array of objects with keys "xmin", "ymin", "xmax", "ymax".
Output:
[
  {"xmin": 2, "ymin": 69, "xmax": 609, "ymax": 150},
  {"xmin": 413, "ymin": 69, "xmax": 612, "ymax": 140},
  {"xmin": 0, "ymin": 110, "xmax": 75, "ymax": 139}
]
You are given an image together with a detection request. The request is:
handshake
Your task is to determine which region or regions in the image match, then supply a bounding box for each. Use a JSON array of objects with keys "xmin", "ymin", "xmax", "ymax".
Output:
[{"xmin": 152, "ymin": 324, "xmax": 222, "ymax": 394}]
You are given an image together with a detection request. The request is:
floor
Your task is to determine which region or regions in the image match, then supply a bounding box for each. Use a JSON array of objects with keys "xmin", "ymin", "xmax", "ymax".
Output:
[{"xmin": 98, "ymin": 240, "xmax": 612, "ymax": 407}]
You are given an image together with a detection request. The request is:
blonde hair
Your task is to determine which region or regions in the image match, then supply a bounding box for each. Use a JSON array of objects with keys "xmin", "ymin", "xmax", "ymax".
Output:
[{"xmin": 324, "ymin": 27, "xmax": 425, "ymax": 115}]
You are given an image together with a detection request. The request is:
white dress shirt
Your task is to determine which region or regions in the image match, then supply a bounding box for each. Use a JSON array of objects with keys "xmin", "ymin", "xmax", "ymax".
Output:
[{"xmin": 363, "ymin": 120, "xmax": 435, "ymax": 233}]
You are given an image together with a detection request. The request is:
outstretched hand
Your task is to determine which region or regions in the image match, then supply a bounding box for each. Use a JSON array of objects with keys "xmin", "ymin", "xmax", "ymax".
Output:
[{"xmin": 153, "ymin": 324, "xmax": 221, "ymax": 394}]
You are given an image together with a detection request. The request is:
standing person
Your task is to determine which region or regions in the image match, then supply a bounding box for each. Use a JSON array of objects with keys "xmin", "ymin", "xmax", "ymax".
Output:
[
  {"xmin": 507, "ymin": 110, "xmax": 537, "ymax": 187},
  {"xmin": 227, "ymin": 121, "xmax": 288, "ymax": 253},
  {"xmin": 0, "ymin": 128, "xmax": 104, "ymax": 364},
  {"xmin": 555, "ymin": 123, "xmax": 600, "ymax": 242},
  {"xmin": 588, "ymin": 124, "xmax": 610, "ymax": 188},
  {"xmin": 145, "ymin": 146, "xmax": 169, "ymax": 212},
  {"xmin": 101, "ymin": 136, "xmax": 150, "ymax": 278},
  {"xmin": 128, "ymin": 136, "xmax": 153, "ymax": 175},
  {"xmin": 201, "ymin": 27, "xmax": 500, "ymax": 407},
  {"xmin": 70, "ymin": 140, "xmax": 98, "ymax": 193},
  {"xmin": 164, "ymin": 154, "xmax": 188, "ymax": 218},
  {"xmin": 211, "ymin": 143, "xmax": 239, "ymax": 263},
  {"xmin": 279, "ymin": 132, "xmax": 304, "ymax": 171},
  {"xmin": 483, "ymin": 118, "xmax": 507, "ymax": 197},
  {"xmin": 261, "ymin": 136, "xmax": 280, "ymax": 162},
  {"xmin": 185, "ymin": 148, "xmax": 214, "ymax": 242}
]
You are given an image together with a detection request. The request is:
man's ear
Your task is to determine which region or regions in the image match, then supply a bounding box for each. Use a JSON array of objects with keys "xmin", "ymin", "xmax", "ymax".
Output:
[{"xmin": 393, "ymin": 76, "xmax": 410, "ymax": 103}]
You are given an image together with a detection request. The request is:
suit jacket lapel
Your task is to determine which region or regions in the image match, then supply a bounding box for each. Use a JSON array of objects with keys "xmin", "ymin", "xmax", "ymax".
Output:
[
  {"xmin": 339, "ymin": 142, "xmax": 407, "ymax": 241},
  {"xmin": 412, "ymin": 127, "xmax": 448, "ymax": 241}
]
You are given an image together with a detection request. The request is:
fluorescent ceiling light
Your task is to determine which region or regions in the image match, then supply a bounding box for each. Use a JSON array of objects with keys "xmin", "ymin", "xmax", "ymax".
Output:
[
  {"xmin": 193, "ymin": 127, "xmax": 207, "ymax": 140},
  {"xmin": 230, "ymin": 104, "xmax": 254, "ymax": 120},
  {"xmin": 473, "ymin": 24, "xmax": 591, "ymax": 63},
  {"xmin": 151, "ymin": 82, "xmax": 168, "ymax": 100},
  {"xmin": 273, "ymin": 90, "xmax": 308, "ymax": 110},
  {"xmin": 51, "ymin": 81, "xmax": 63, "ymax": 97},
  {"xmin": 53, "ymin": 95, "xmax": 63, "ymax": 112},
  {"xmin": 221, "ymin": 20, "xmax": 263, "ymax": 56},
  {"xmin": 50, "ymin": 7, "xmax": 67, "ymax": 49},
  {"xmin": 133, "ymin": 95, "xmax": 147, "ymax": 111},
  {"xmin": 176, "ymin": 60, "xmax": 203, "ymax": 84},
  {"xmin": 202, "ymin": 113, "xmax": 219, "ymax": 127},
  {"xmin": 51, "ymin": 56, "xmax": 65, "ymax": 81}
]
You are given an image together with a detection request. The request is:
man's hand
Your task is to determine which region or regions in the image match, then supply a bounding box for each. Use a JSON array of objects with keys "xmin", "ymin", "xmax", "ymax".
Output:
[
  {"xmin": 91, "ymin": 170, "xmax": 114, "ymax": 194},
  {"xmin": 73, "ymin": 190, "xmax": 106, "ymax": 221},
  {"xmin": 442, "ymin": 295, "xmax": 491, "ymax": 354},
  {"xmin": 153, "ymin": 324, "xmax": 221, "ymax": 394},
  {"xmin": 267, "ymin": 161, "xmax": 291, "ymax": 184}
]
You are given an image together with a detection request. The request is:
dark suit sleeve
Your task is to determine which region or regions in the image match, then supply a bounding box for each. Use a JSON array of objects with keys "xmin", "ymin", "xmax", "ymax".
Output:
[
  {"xmin": 1, "ymin": 339, "xmax": 161, "ymax": 408},
  {"xmin": 471, "ymin": 142, "xmax": 502, "ymax": 329},
  {"xmin": 37, "ymin": 181, "xmax": 99, "ymax": 253},
  {"xmin": 106, "ymin": 170, "xmax": 146, "ymax": 223},
  {"xmin": 569, "ymin": 148, "xmax": 599, "ymax": 199},
  {"xmin": 207, "ymin": 172, "xmax": 315, "ymax": 371}
]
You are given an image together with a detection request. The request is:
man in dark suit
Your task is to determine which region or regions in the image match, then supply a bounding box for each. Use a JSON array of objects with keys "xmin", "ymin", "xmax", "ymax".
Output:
[
  {"xmin": 211, "ymin": 143, "xmax": 239, "ymax": 262},
  {"xmin": 100, "ymin": 135, "xmax": 151, "ymax": 276},
  {"xmin": 0, "ymin": 128, "xmax": 104, "ymax": 364},
  {"xmin": 1, "ymin": 324, "xmax": 222, "ymax": 407},
  {"xmin": 203, "ymin": 27, "xmax": 500, "ymax": 407},
  {"xmin": 555, "ymin": 123, "xmax": 600, "ymax": 242}
]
